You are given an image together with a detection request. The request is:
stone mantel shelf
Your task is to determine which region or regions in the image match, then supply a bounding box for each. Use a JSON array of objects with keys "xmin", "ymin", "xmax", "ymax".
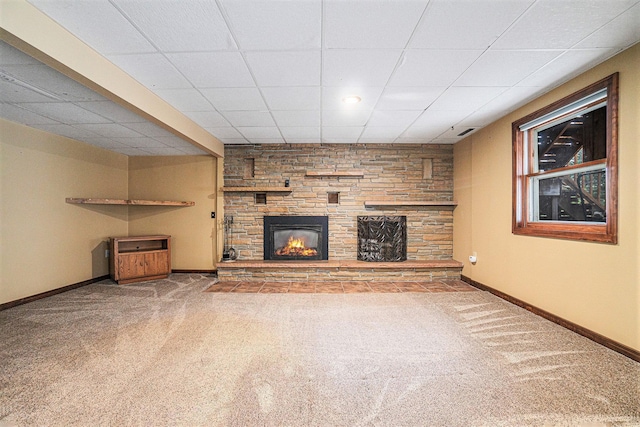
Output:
[
  {"xmin": 221, "ymin": 187, "xmax": 292, "ymax": 193},
  {"xmin": 66, "ymin": 198, "xmax": 195, "ymax": 206},
  {"xmin": 364, "ymin": 201, "xmax": 458, "ymax": 208},
  {"xmin": 218, "ymin": 259, "xmax": 463, "ymax": 269},
  {"xmin": 305, "ymin": 170, "xmax": 365, "ymax": 177}
]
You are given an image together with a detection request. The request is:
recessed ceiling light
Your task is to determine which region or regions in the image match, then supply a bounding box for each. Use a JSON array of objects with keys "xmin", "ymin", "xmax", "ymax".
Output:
[{"xmin": 342, "ymin": 95, "xmax": 361, "ymax": 104}]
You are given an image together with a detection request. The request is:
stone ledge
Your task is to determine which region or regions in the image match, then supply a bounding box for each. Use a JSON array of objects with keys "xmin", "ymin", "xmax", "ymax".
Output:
[{"xmin": 217, "ymin": 259, "xmax": 463, "ymax": 270}]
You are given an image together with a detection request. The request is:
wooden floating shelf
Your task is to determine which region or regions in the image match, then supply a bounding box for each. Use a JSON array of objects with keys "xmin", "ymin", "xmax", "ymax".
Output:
[
  {"xmin": 305, "ymin": 170, "xmax": 365, "ymax": 178},
  {"xmin": 66, "ymin": 198, "xmax": 195, "ymax": 206},
  {"xmin": 221, "ymin": 187, "xmax": 292, "ymax": 193},
  {"xmin": 364, "ymin": 201, "xmax": 458, "ymax": 208}
]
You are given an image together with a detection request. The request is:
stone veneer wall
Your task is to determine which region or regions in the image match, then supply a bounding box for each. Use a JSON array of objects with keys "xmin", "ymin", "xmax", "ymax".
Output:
[{"xmin": 223, "ymin": 144, "xmax": 454, "ymax": 261}]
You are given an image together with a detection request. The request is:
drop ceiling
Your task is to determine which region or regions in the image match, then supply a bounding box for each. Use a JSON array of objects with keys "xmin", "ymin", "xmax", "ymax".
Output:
[{"xmin": 1, "ymin": 0, "xmax": 639, "ymax": 156}]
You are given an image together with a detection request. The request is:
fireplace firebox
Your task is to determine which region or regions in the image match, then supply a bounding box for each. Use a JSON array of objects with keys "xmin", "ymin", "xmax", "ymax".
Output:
[{"xmin": 264, "ymin": 216, "xmax": 328, "ymax": 261}]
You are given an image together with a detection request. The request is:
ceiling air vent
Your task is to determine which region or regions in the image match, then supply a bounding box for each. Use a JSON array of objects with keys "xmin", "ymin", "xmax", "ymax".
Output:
[{"xmin": 457, "ymin": 128, "xmax": 475, "ymax": 137}]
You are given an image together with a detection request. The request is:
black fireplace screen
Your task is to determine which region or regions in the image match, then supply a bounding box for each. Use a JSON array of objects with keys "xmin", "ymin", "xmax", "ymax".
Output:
[
  {"xmin": 264, "ymin": 216, "xmax": 328, "ymax": 261},
  {"xmin": 357, "ymin": 216, "xmax": 407, "ymax": 262}
]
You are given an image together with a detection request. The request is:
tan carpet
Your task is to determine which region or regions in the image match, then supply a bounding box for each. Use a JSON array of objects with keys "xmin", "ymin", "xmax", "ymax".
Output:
[{"xmin": 1, "ymin": 274, "xmax": 638, "ymax": 426}]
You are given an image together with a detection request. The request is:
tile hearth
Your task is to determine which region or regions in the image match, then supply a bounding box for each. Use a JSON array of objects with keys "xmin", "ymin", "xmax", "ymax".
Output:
[{"xmin": 205, "ymin": 279, "xmax": 477, "ymax": 294}]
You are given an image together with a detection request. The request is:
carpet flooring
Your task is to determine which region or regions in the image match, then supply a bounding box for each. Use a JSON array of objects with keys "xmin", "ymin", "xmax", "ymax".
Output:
[{"xmin": 1, "ymin": 274, "xmax": 638, "ymax": 426}]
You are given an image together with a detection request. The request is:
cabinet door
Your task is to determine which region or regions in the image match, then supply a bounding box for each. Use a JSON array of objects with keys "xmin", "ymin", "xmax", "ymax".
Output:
[
  {"xmin": 118, "ymin": 253, "xmax": 145, "ymax": 279},
  {"xmin": 144, "ymin": 251, "xmax": 169, "ymax": 276}
]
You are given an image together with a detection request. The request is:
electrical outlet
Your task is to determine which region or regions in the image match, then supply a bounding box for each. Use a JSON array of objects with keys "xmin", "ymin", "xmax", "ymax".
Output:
[
  {"xmin": 105, "ymin": 249, "xmax": 110, "ymax": 258},
  {"xmin": 211, "ymin": 212, "xmax": 216, "ymax": 219}
]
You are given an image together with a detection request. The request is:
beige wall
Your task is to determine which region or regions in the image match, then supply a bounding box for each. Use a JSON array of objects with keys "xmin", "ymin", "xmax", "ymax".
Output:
[
  {"xmin": 454, "ymin": 44, "xmax": 640, "ymax": 351},
  {"xmin": 128, "ymin": 156, "xmax": 219, "ymax": 270},
  {"xmin": 0, "ymin": 118, "xmax": 129, "ymax": 304}
]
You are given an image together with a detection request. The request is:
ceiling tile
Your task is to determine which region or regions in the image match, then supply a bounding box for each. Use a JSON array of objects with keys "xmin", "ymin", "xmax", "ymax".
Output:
[
  {"xmin": 114, "ymin": 0, "xmax": 236, "ymax": 51},
  {"xmin": 244, "ymin": 138, "xmax": 286, "ymax": 144},
  {"xmin": 245, "ymin": 51, "xmax": 320, "ymax": 87},
  {"xmin": 492, "ymin": 0, "xmax": 637, "ymax": 49},
  {"xmin": 179, "ymin": 145, "xmax": 209, "ymax": 155},
  {"xmin": 411, "ymin": 0, "xmax": 533, "ymax": 49},
  {"xmin": 28, "ymin": 0, "xmax": 155, "ymax": 54},
  {"xmin": 323, "ymin": 50, "xmax": 402, "ymax": 87},
  {"xmin": 152, "ymin": 135, "xmax": 190, "ymax": 146},
  {"xmin": 576, "ymin": 3, "xmax": 640, "ymax": 48},
  {"xmin": 74, "ymin": 123, "xmax": 144, "ymax": 138},
  {"xmin": 0, "ymin": 80, "xmax": 61, "ymax": 103},
  {"xmin": 0, "ymin": 42, "xmax": 41, "ymax": 65},
  {"xmin": 358, "ymin": 138, "xmax": 398, "ymax": 144},
  {"xmin": 458, "ymin": 86, "xmax": 543, "ymax": 127},
  {"xmin": 404, "ymin": 109, "xmax": 469, "ymax": 138},
  {"xmin": 400, "ymin": 126, "xmax": 446, "ymax": 140},
  {"xmin": 1, "ymin": 64, "xmax": 104, "ymax": 102},
  {"xmin": 82, "ymin": 137, "xmax": 128, "ymax": 149},
  {"xmin": 184, "ymin": 111, "xmax": 231, "ymax": 128},
  {"xmin": 324, "ymin": 0, "xmax": 427, "ymax": 48},
  {"xmin": 236, "ymin": 127, "xmax": 282, "ymax": 139},
  {"xmin": 112, "ymin": 147, "xmax": 152, "ymax": 156},
  {"xmin": 154, "ymin": 89, "xmax": 213, "ymax": 112},
  {"xmin": 322, "ymin": 110, "xmax": 372, "ymax": 127},
  {"xmin": 322, "ymin": 87, "xmax": 384, "ymax": 111},
  {"xmin": 360, "ymin": 126, "xmax": 406, "ymax": 139},
  {"xmin": 279, "ymin": 127, "xmax": 321, "ymax": 139},
  {"xmin": 30, "ymin": 123, "xmax": 100, "ymax": 140},
  {"xmin": 167, "ymin": 52, "xmax": 254, "ymax": 88},
  {"xmin": 204, "ymin": 127, "xmax": 244, "ymax": 139},
  {"xmin": 394, "ymin": 137, "xmax": 432, "ymax": 144},
  {"xmin": 19, "ymin": 102, "xmax": 111, "ymax": 124},
  {"xmin": 121, "ymin": 121, "xmax": 178, "ymax": 137},
  {"xmin": 388, "ymin": 50, "xmax": 483, "ymax": 87},
  {"xmin": 0, "ymin": 103, "xmax": 59, "ymax": 125},
  {"xmin": 412, "ymin": 109, "xmax": 469, "ymax": 128},
  {"xmin": 429, "ymin": 87, "xmax": 508, "ymax": 113},
  {"xmin": 75, "ymin": 101, "xmax": 146, "ymax": 123},
  {"xmin": 261, "ymin": 87, "xmax": 321, "ymax": 110},
  {"xmin": 366, "ymin": 110, "xmax": 422, "ymax": 127},
  {"xmin": 221, "ymin": 0, "xmax": 321, "ymax": 49},
  {"xmin": 375, "ymin": 87, "xmax": 445, "ymax": 111},
  {"xmin": 272, "ymin": 110, "xmax": 321, "ymax": 127},
  {"xmin": 106, "ymin": 53, "xmax": 191, "ymax": 90},
  {"xmin": 429, "ymin": 138, "xmax": 459, "ymax": 144},
  {"xmin": 517, "ymin": 49, "xmax": 618, "ymax": 88},
  {"xmin": 200, "ymin": 87, "xmax": 266, "ymax": 111},
  {"xmin": 222, "ymin": 111, "xmax": 276, "ymax": 127},
  {"xmin": 284, "ymin": 138, "xmax": 322, "ymax": 144},
  {"xmin": 321, "ymin": 138, "xmax": 358, "ymax": 144},
  {"xmin": 218, "ymin": 138, "xmax": 250, "ymax": 144},
  {"xmin": 322, "ymin": 127, "xmax": 363, "ymax": 138},
  {"xmin": 110, "ymin": 137, "xmax": 168, "ymax": 148},
  {"xmin": 142, "ymin": 147, "xmax": 187, "ymax": 155},
  {"xmin": 454, "ymin": 50, "xmax": 563, "ymax": 86}
]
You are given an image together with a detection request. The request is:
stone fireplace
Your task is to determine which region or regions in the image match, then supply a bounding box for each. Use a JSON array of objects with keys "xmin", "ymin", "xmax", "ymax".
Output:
[
  {"xmin": 218, "ymin": 144, "xmax": 462, "ymax": 282},
  {"xmin": 264, "ymin": 216, "xmax": 329, "ymax": 261}
]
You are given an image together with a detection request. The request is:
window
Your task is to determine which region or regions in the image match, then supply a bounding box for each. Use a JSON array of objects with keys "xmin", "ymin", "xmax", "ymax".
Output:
[{"xmin": 512, "ymin": 73, "xmax": 618, "ymax": 243}]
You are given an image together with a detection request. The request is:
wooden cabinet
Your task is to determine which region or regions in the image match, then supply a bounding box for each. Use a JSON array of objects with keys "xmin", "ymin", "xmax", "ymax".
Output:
[{"xmin": 109, "ymin": 235, "xmax": 171, "ymax": 284}]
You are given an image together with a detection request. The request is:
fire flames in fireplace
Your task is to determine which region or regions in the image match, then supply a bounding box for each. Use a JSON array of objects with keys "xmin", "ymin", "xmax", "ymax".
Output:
[{"xmin": 275, "ymin": 235, "xmax": 318, "ymax": 257}]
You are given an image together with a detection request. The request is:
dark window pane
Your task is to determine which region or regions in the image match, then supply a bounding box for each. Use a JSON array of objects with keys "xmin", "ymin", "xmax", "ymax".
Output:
[
  {"xmin": 537, "ymin": 169, "xmax": 606, "ymax": 222},
  {"xmin": 537, "ymin": 106, "xmax": 607, "ymax": 172}
]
